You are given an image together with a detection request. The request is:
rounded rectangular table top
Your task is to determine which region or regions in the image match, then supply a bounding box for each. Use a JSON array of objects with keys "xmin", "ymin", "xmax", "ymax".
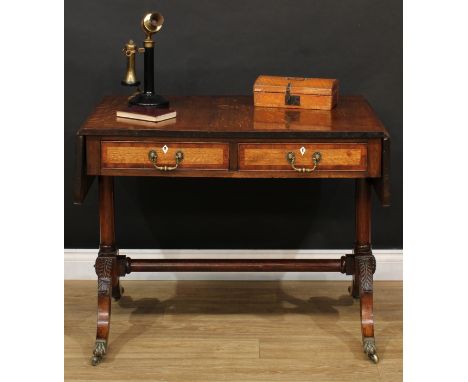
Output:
[{"xmin": 78, "ymin": 95, "xmax": 389, "ymax": 139}]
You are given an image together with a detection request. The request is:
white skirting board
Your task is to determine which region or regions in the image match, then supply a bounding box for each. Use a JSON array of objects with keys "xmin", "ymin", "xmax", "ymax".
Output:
[{"xmin": 64, "ymin": 249, "xmax": 402, "ymax": 281}]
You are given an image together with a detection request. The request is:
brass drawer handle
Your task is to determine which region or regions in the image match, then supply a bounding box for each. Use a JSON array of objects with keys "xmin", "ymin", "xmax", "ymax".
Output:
[
  {"xmin": 286, "ymin": 151, "xmax": 322, "ymax": 173},
  {"xmin": 148, "ymin": 150, "xmax": 184, "ymax": 171}
]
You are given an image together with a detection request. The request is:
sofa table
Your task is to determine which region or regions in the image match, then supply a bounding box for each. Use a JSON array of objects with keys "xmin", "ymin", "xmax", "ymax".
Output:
[{"xmin": 74, "ymin": 95, "xmax": 390, "ymax": 366}]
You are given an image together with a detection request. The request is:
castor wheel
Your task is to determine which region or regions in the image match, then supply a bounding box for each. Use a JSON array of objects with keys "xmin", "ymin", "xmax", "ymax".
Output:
[
  {"xmin": 363, "ymin": 337, "xmax": 378, "ymax": 364},
  {"xmin": 369, "ymin": 353, "xmax": 379, "ymax": 364},
  {"xmin": 91, "ymin": 355, "xmax": 102, "ymax": 366}
]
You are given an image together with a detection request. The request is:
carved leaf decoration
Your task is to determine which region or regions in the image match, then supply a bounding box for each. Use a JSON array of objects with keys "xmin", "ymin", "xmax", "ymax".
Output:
[
  {"xmin": 357, "ymin": 255, "xmax": 375, "ymax": 292},
  {"xmin": 95, "ymin": 257, "xmax": 114, "ymax": 278},
  {"xmin": 370, "ymin": 256, "xmax": 376, "ymax": 274},
  {"xmin": 95, "ymin": 257, "xmax": 114, "ymax": 295}
]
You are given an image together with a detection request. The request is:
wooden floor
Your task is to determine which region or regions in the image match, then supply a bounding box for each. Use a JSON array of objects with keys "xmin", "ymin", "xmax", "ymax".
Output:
[{"xmin": 65, "ymin": 280, "xmax": 402, "ymax": 382}]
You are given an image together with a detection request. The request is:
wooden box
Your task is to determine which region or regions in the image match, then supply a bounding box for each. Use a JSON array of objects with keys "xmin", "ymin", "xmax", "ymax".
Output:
[
  {"xmin": 253, "ymin": 107, "xmax": 332, "ymax": 130},
  {"xmin": 253, "ymin": 75, "xmax": 339, "ymax": 110}
]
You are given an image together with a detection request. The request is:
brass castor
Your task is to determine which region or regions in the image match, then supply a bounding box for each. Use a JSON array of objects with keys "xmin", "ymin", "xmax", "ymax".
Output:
[
  {"xmin": 91, "ymin": 340, "xmax": 107, "ymax": 366},
  {"xmin": 91, "ymin": 355, "xmax": 102, "ymax": 366},
  {"xmin": 363, "ymin": 337, "xmax": 379, "ymax": 364}
]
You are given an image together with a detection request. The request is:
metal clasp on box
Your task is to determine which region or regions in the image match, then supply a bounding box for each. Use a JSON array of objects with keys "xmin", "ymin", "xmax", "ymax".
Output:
[{"xmin": 285, "ymin": 82, "xmax": 301, "ymax": 106}]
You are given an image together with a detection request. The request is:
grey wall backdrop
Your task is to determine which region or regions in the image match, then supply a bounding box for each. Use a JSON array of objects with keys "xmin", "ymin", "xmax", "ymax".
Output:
[{"xmin": 65, "ymin": 0, "xmax": 402, "ymax": 249}]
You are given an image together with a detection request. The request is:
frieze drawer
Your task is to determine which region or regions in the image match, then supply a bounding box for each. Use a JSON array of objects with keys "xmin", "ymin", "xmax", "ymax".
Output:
[
  {"xmin": 238, "ymin": 143, "xmax": 368, "ymax": 172},
  {"xmin": 101, "ymin": 141, "xmax": 229, "ymax": 171}
]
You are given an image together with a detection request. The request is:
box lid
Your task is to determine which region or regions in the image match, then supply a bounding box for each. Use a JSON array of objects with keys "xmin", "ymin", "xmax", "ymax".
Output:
[{"xmin": 253, "ymin": 75, "xmax": 338, "ymax": 96}]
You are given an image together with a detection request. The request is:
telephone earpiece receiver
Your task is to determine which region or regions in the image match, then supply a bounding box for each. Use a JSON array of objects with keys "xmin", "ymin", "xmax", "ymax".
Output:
[{"xmin": 142, "ymin": 12, "xmax": 164, "ymax": 37}]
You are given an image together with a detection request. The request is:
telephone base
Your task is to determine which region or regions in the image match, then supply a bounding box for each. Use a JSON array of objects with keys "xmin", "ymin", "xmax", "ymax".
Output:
[{"xmin": 128, "ymin": 92, "xmax": 169, "ymax": 108}]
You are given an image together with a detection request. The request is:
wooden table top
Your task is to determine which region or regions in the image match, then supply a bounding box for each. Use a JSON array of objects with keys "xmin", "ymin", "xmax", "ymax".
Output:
[{"xmin": 78, "ymin": 95, "xmax": 389, "ymax": 139}]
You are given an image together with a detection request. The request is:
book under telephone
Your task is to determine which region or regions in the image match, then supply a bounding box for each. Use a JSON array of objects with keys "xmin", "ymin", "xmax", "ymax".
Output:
[{"xmin": 116, "ymin": 106, "xmax": 176, "ymax": 122}]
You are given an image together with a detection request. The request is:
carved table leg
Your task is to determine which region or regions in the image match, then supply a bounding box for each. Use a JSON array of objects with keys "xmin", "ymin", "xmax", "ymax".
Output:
[
  {"xmin": 357, "ymin": 251, "xmax": 378, "ymax": 363},
  {"xmin": 112, "ymin": 279, "xmax": 124, "ymax": 301},
  {"xmin": 112, "ymin": 255, "xmax": 128, "ymax": 301},
  {"xmin": 91, "ymin": 176, "xmax": 124, "ymax": 366},
  {"xmin": 349, "ymin": 269, "xmax": 360, "ymax": 298},
  {"xmin": 353, "ymin": 179, "xmax": 379, "ymax": 363},
  {"xmin": 92, "ymin": 256, "xmax": 114, "ymax": 366}
]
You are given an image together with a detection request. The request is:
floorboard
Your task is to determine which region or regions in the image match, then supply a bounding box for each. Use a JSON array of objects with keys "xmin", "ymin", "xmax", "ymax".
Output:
[{"xmin": 65, "ymin": 280, "xmax": 402, "ymax": 382}]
